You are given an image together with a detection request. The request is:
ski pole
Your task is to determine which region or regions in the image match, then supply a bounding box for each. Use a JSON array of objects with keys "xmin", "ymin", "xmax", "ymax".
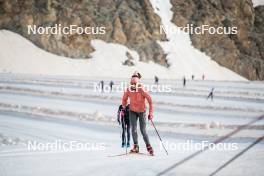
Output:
[
  {"xmin": 150, "ymin": 119, "xmax": 168, "ymax": 155},
  {"xmin": 119, "ymin": 113, "xmax": 122, "ymax": 139},
  {"xmin": 122, "ymin": 116, "xmax": 128, "ymax": 155},
  {"xmin": 125, "ymin": 124, "xmax": 128, "ymax": 155}
]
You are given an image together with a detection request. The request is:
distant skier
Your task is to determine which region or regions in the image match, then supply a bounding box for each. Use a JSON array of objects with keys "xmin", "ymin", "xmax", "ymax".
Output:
[
  {"xmin": 100, "ymin": 80, "xmax": 104, "ymax": 92},
  {"xmin": 154, "ymin": 76, "xmax": 159, "ymax": 85},
  {"xmin": 117, "ymin": 104, "xmax": 130, "ymax": 148},
  {"xmin": 191, "ymin": 75, "xmax": 194, "ymax": 80},
  {"xmin": 122, "ymin": 72, "xmax": 154, "ymax": 155},
  {"xmin": 202, "ymin": 74, "xmax": 205, "ymax": 80},
  {"xmin": 183, "ymin": 76, "xmax": 186, "ymax": 87},
  {"xmin": 109, "ymin": 80, "xmax": 114, "ymax": 92},
  {"xmin": 207, "ymin": 88, "xmax": 214, "ymax": 101}
]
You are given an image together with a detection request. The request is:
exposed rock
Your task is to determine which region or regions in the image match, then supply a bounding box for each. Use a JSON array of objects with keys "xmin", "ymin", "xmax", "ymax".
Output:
[
  {"xmin": 123, "ymin": 51, "xmax": 135, "ymax": 66},
  {"xmin": 170, "ymin": 0, "xmax": 264, "ymax": 80},
  {"xmin": 112, "ymin": 17, "xmax": 127, "ymax": 44},
  {"xmin": 0, "ymin": 0, "xmax": 167, "ymax": 64}
]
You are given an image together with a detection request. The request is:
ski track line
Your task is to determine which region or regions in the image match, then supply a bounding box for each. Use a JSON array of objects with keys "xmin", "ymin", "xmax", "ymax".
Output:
[
  {"xmin": 2, "ymin": 78, "xmax": 260, "ymax": 103},
  {"xmin": 208, "ymin": 135, "xmax": 264, "ymax": 176},
  {"xmin": 1, "ymin": 87, "xmax": 263, "ymax": 114},
  {"xmin": 1, "ymin": 76, "xmax": 264, "ymax": 90},
  {"xmin": 0, "ymin": 149, "xmax": 100, "ymax": 158},
  {"xmin": 156, "ymin": 114, "xmax": 264, "ymax": 176},
  {"xmin": 1, "ymin": 81, "xmax": 264, "ymax": 101},
  {"xmin": 1, "ymin": 76, "xmax": 264, "ymax": 97},
  {"xmin": 0, "ymin": 115, "xmax": 112, "ymax": 144},
  {"xmin": 0, "ymin": 124, "xmax": 105, "ymax": 146},
  {"xmin": 0, "ymin": 107, "xmax": 263, "ymax": 143},
  {"xmin": 0, "ymin": 110, "xmax": 119, "ymax": 141},
  {"xmin": 1, "ymin": 104, "xmax": 264, "ymax": 132},
  {"xmin": 1, "ymin": 100, "xmax": 264, "ymax": 134},
  {"xmin": 0, "ymin": 124, "xmax": 72, "ymax": 143}
]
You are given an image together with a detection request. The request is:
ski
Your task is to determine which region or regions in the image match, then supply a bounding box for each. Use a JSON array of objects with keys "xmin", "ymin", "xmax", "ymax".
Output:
[
  {"xmin": 108, "ymin": 152, "xmax": 153, "ymax": 157},
  {"xmin": 108, "ymin": 153, "xmax": 128, "ymax": 157},
  {"xmin": 129, "ymin": 152, "xmax": 153, "ymax": 156}
]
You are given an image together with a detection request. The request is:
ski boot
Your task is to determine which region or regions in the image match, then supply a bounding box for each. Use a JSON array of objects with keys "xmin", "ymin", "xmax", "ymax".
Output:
[
  {"xmin": 146, "ymin": 144, "xmax": 154, "ymax": 156},
  {"xmin": 127, "ymin": 142, "xmax": 130, "ymax": 148},
  {"xmin": 121, "ymin": 142, "xmax": 125, "ymax": 148},
  {"xmin": 130, "ymin": 144, "xmax": 139, "ymax": 153}
]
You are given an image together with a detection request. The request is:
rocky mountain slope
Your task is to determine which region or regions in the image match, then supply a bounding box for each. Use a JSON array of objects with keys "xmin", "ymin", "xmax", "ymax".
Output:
[
  {"xmin": 0, "ymin": 0, "xmax": 167, "ymax": 66},
  {"xmin": 170, "ymin": 0, "xmax": 264, "ymax": 80},
  {"xmin": 0, "ymin": 0, "xmax": 263, "ymax": 80}
]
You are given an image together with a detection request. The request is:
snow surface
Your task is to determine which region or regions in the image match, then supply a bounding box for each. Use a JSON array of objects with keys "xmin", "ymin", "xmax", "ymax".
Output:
[
  {"xmin": 0, "ymin": 113, "xmax": 263, "ymax": 176},
  {"xmin": 0, "ymin": 74, "xmax": 263, "ymax": 175},
  {"xmin": 252, "ymin": 0, "xmax": 264, "ymax": 7}
]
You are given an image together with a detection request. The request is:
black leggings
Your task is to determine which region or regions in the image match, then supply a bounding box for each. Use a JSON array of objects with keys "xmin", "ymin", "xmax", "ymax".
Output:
[{"xmin": 121, "ymin": 118, "xmax": 130, "ymax": 144}]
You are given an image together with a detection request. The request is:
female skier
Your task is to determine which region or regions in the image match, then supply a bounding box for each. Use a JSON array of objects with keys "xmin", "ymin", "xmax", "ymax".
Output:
[{"xmin": 121, "ymin": 72, "xmax": 154, "ymax": 155}]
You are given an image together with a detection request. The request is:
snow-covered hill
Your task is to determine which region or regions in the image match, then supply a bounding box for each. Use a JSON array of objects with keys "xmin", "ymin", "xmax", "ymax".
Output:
[
  {"xmin": 0, "ymin": 0, "xmax": 263, "ymax": 81},
  {"xmin": 0, "ymin": 29, "xmax": 246, "ymax": 81},
  {"xmin": 0, "ymin": 0, "xmax": 247, "ymax": 81}
]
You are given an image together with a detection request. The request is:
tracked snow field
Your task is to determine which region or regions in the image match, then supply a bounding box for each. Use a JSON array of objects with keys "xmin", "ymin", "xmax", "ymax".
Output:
[{"xmin": 0, "ymin": 74, "xmax": 263, "ymax": 175}]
